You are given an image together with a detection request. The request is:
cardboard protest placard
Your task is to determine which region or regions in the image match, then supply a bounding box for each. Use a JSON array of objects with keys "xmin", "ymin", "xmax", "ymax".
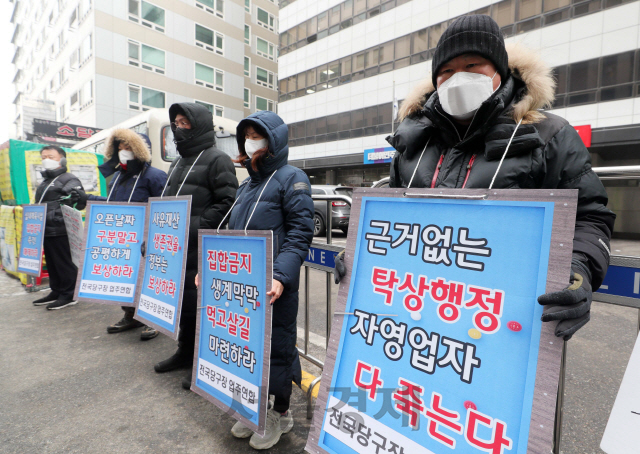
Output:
[
  {"xmin": 306, "ymin": 188, "xmax": 578, "ymax": 454},
  {"xmin": 601, "ymin": 333, "xmax": 640, "ymax": 453},
  {"xmin": 61, "ymin": 205, "xmax": 84, "ymax": 267},
  {"xmin": 192, "ymin": 230, "xmax": 273, "ymax": 436},
  {"xmin": 17, "ymin": 204, "xmax": 47, "ymax": 276},
  {"xmin": 134, "ymin": 196, "xmax": 191, "ymax": 340},
  {"xmin": 73, "ymin": 201, "xmax": 147, "ymax": 306}
]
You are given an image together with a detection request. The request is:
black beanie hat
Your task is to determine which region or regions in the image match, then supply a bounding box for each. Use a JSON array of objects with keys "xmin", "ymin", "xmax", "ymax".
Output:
[{"xmin": 432, "ymin": 15, "xmax": 509, "ymax": 87}]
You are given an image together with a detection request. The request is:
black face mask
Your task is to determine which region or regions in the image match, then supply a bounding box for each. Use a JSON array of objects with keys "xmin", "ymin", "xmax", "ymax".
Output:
[{"xmin": 173, "ymin": 126, "xmax": 195, "ymax": 144}]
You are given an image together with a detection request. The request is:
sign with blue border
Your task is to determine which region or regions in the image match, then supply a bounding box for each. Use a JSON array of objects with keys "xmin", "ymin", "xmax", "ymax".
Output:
[
  {"xmin": 74, "ymin": 201, "xmax": 147, "ymax": 305},
  {"xmin": 306, "ymin": 188, "xmax": 578, "ymax": 454},
  {"xmin": 192, "ymin": 230, "xmax": 273, "ymax": 436},
  {"xmin": 134, "ymin": 196, "xmax": 191, "ymax": 340},
  {"xmin": 17, "ymin": 204, "xmax": 47, "ymax": 276}
]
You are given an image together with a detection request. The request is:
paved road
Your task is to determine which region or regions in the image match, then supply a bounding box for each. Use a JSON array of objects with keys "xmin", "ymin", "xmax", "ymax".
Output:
[{"xmin": 1, "ymin": 235, "xmax": 638, "ymax": 453}]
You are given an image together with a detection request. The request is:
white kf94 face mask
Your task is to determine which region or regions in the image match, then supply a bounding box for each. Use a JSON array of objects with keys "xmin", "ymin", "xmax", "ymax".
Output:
[
  {"xmin": 119, "ymin": 149, "xmax": 135, "ymax": 164},
  {"xmin": 244, "ymin": 138, "xmax": 268, "ymax": 157},
  {"xmin": 41, "ymin": 158, "xmax": 60, "ymax": 170},
  {"xmin": 438, "ymin": 71, "xmax": 499, "ymax": 121}
]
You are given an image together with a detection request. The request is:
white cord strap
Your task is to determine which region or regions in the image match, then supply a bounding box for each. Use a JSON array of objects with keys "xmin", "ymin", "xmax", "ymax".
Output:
[
  {"xmin": 244, "ymin": 170, "xmax": 277, "ymax": 235},
  {"xmin": 160, "ymin": 156, "xmax": 181, "ymax": 198},
  {"xmin": 176, "ymin": 151, "xmax": 204, "ymax": 197},
  {"xmin": 488, "ymin": 118, "xmax": 523, "ymax": 190},
  {"xmin": 217, "ymin": 196, "xmax": 241, "ymax": 234},
  {"xmin": 106, "ymin": 172, "xmax": 122, "ymax": 203},
  {"xmin": 407, "ymin": 137, "xmax": 431, "ymax": 189},
  {"xmin": 127, "ymin": 166, "xmax": 146, "ymax": 203},
  {"xmin": 38, "ymin": 175, "xmax": 63, "ymax": 204}
]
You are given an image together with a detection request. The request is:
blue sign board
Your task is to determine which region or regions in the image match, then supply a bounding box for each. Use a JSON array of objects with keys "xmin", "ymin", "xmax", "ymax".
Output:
[
  {"xmin": 17, "ymin": 204, "xmax": 47, "ymax": 276},
  {"xmin": 134, "ymin": 196, "xmax": 191, "ymax": 339},
  {"xmin": 192, "ymin": 230, "xmax": 273, "ymax": 435},
  {"xmin": 74, "ymin": 201, "xmax": 147, "ymax": 305},
  {"xmin": 596, "ymin": 265, "xmax": 640, "ymax": 299},
  {"xmin": 364, "ymin": 147, "xmax": 396, "ymax": 165},
  {"xmin": 314, "ymin": 196, "xmax": 560, "ymax": 454}
]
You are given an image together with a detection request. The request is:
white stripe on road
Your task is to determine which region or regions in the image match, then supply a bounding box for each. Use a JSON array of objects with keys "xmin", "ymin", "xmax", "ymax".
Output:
[{"xmin": 297, "ymin": 327, "xmax": 327, "ymax": 348}]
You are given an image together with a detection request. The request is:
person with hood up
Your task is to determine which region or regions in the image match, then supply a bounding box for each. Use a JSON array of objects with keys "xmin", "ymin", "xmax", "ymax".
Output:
[
  {"xmin": 153, "ymin": 103, "xmax": 238, "ymax": 381},
  {"xmin": 218, "ymin": 111, "xmax": 314, "ymax": 450},
  {"xmin": 382, "ymin": 15, "xmax": 615, "ymax": 341},
  {"xmin": 72, "ymin": 129, "xmax": 167, "ymax": 340},
  {"xmin": 32, "ymin": 145, "xmax": 86, "ymax": 310}
]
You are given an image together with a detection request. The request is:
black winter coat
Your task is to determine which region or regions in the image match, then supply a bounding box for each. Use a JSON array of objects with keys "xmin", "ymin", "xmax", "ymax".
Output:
[
  {"xmin": 34, "ymin": 166, "xmax": 84, "ymax": 237},
  {"xmin": 229, "ymin": 111, "xmax": 314, "ymax": 398},
  {"xmin": 387, "ymin": 43, "xmax": 615, "ymax": 289},
  {"xmin": 165, "ymin": 102, "xmax": 238, "ymax": 293}
]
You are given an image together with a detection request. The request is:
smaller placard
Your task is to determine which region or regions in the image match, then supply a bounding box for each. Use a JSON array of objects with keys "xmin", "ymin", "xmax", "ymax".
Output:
[
  {"xmin": 134, "ymin": 196, "xmax": 191, "ymax": 340},
  {"xmin": 17, "ymin": 204, "xmax": 47, "ymax": 276},
  {"xmin": 73, "ymin": 201, "xmax": 147, "ymax": 305},
  {"xmin": 192, "ymin": 230, "xmax": 273, "ymax": 436},
  {"xmin": 61, "ymin": 205, "xmax": 84, "ymax": 267}
]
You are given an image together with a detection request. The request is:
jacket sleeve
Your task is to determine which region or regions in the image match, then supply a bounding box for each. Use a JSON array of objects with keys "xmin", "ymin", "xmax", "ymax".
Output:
[
  {"xmin": 199, "ymin": 154, "xmax": 238, "ymax": 230},
  {"xmin": 60, "ymin": 176, "xmax": 84, "ymax": 205},
  {"xmin": 273, "ymin": 172, "xmax": 314, "ymax": 287},
  {"xmin": 543, "ymin": 124, "xmax": 616, "ymax": 289},
  {"xmin": 389, "ymin": 152, "xmax": 401, "ymax": 188}
]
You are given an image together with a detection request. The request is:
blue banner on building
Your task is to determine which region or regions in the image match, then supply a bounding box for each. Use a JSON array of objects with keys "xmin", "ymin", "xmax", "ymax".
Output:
[
  {"xmin": 74, "ymin": 201, "xmax": 147, "ymax": 305},
  {"xmin": 364, "ymin": 147, "xmax": 396, "ymax": 165},
  {"xmin": 134, "ymin": 196, "xmax": 191, "ymax": 339},
  {"xmin": 192, "ymin": 230, "xmax": 273, "ymax": 436},
  {"xmin": 316, "ymin": 197, "xmax": 558, "ymax": 454},
  {"xmin": 17, "ymin": 204, "xmax": 47, "ymax": 276}
]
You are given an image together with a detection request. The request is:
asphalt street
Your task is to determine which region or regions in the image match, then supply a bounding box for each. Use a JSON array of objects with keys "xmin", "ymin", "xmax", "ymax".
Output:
[{"xmin": 1, "ymin": 232, "xmax": 638, "ymax": 453}]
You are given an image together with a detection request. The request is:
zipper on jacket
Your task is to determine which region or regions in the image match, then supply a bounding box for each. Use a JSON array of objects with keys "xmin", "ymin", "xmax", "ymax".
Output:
[
  {"xmin": 430, "ymin": 154, "xmax": 444, "ymax": 188},
  {"xmin": 462, "ymin": 154, "xmax": 477, "ymax": 189}
]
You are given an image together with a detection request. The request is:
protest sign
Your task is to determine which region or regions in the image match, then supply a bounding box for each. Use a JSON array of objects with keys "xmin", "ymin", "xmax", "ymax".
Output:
[
  {"xmin": 600, "ymin": 332, "xmax": 640, "ymax": 453},
  {"xmin": 17, "ymin": 204, "xmax": 47, "ymax": 276},
  {"xmin": 134, "ymin": 196, "xmax": 191, "ymax": 339},
  {"xmin": 61, "ymin": 205, "xmax": 84, "ymax": 267},
  {"xmin": 73, "ymin": 201, "xmax": 147, "ymax": 306},
  {"xmin": 192, "ymin": 230, "xmax": 273, "ymax": 436},
  {"xmin": 306, "ymin": 188, "xmax": 578, "ymax": 454}
]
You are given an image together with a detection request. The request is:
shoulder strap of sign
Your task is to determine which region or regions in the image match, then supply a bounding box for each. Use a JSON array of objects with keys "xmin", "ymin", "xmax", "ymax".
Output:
[
  {"xmin": 106, "ymin": 172, "xmax": 122, "ymax": 203},
  {"xmin": 175, "ymin": 150, "xmax": 204, "ymax": 197},
  {"xmin": 160, "ymin": 156, "xmax": 181, "ymax": 198},
  {"xmin": 127, "ymin": 165, "xmax": 148, "ymax": 203},
  {"xmin": 38, "ymin": 175, "xmax": 63, "ymax": 204}
]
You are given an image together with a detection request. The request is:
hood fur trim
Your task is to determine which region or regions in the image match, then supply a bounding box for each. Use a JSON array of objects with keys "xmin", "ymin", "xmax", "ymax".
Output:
[
  {"xmin": 105, "ymin": 128, "xmax": 151, "ymax": 162},
  {"xmin": 398, "ymin": 42, "xmax": 555, "ymax": 124}
]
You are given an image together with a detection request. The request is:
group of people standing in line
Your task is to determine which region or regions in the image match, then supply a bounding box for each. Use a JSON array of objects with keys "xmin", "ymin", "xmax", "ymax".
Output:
[{"xmin": 29, "ymin": 14, "xmax": 615, "ymax": 451}]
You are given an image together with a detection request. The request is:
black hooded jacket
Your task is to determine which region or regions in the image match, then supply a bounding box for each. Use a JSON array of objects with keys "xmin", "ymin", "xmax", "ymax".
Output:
[
  {"xmin": 164, "ymin": 103, "xmax": 238, "ymax": 286},
  {"xmin": 34, "ymin": 165, "xmax": 84, "ymax": 237},
  {"xmin": 387, "ymin": 43, "xmax": 615, "ymax": 289}
]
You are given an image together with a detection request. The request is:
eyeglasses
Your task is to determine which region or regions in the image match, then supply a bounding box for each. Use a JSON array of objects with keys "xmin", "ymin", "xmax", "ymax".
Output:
[{"xmin": 171, "ymin": 120, "xmax": 190, "ymax": 128}]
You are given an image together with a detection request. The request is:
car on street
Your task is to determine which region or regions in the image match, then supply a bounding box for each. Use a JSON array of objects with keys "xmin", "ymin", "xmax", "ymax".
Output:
[{"xmin": 311, "ymin": 185, "xmax": 352, "ymax": 236}]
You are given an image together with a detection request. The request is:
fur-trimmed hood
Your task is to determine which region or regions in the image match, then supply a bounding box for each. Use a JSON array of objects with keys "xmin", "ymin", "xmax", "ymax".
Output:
[
  {"xmin": 105, "ymin": 128, "xmax": 151, "ymax": 162},
  {"xmin": 398, "ymin": 42, "xmax": 555, "ymax": 125}
]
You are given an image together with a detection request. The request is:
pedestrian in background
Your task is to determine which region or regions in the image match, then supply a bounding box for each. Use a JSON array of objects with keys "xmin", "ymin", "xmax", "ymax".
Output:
[
  {"xmin": 72, "ymin": 129, "xmax": 167, "ymax": 340},
  {"xmin": 225, "ymin": 111, "xmax": 314, "ymax": 450},
  {"xmin": 32, "ymin": 145, "xmax": 85, "ymax": 310},
  {"xmin": 153, "ymin": 103, "xmax": 238, "ymax": 383}
]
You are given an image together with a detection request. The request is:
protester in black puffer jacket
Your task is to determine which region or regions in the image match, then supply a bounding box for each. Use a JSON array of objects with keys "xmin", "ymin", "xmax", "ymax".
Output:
[
  {"xmin": 387, "ymin": 15, "xmax": 615, "ymax": 340},
  {"xmin": 154, "ymin": 102, "xmax": 238, "ymax": 379},
  {"xmin": 32, "ymin": 145, "xmax": 85, "ymax": 310}
]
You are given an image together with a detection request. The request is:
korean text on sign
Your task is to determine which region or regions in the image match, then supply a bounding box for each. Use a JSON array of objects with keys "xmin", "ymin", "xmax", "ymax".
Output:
[{"xmin": 17, "ymin": 205, "xmax": 47, "ymax": 276}]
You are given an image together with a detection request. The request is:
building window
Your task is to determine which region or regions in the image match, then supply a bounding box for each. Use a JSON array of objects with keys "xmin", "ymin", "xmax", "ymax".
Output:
[
  {"xmin": 128, "ymin": 84, "xmax": 166, "ymax": 111},
  {"xmin": 244, "ymin": 88, "xmax": 250, "ymax": 108},
  {"xmin": 244, "ymin": 24, "xmax": 250, "ymax": 45},
  {"xmin": 195, "ymin": 62, "xmax": 224, "ymax": 91},
  {"xmin": 195, "ymin": 100, "xmax": 224, "ymax": 117},
  {"xmin": 69, "ymin": 7, "xmax": 78, "ymax": 29},
  {"xmin": 255, "ymin": 96, "xmax": 274, "ymax": 112},
  {"xmin": 79, "ymin": 33, "xmax": 92, "ymax": 65},
  {"xmin": 245, "ymin": 0, "xmax": 250, "ymax": 13},
  {"xmin": 256, "ymin": 66, "xmax": 275, "ymax": 90},
  {"xmin": 244, "ymin": 56, "xmax": 250, "ymax": 77},
  {"xmin": 196, "ymin": 0, "xmax": 224, "ymax": 19},
  {"xmin": 256, "ymin": 37, "xmax": 275, "ymax": 61},
  {"xmin": 128, "ymin": 0, "xmax": 165, "ymax": 33},
  {"xmin": 79, "ymin": 80, "xmax": 93, "ymax": 108},
  {"xmin": 257, "ymin": 7, "xmax": 275, "ymax": 32},
  {"xmin": 195, "ymin": 24, "xmax": 224, "ymax": 55},
  {"xmin": 128, "ymin": 40, "xmax": 166, "ymax": 74}
]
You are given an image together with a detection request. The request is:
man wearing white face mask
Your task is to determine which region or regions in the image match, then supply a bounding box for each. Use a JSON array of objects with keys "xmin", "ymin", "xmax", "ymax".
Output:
[
  {"xmin": 384, "ymin": 15, "xmax": 616, "ymax": 342},
  {"xmin": 32, "ymin": 146, "xmax": 85, "ymax": 310},
  {"xmin": 72, "ymin": 129, "xmax": 167, "ymax": 339}
]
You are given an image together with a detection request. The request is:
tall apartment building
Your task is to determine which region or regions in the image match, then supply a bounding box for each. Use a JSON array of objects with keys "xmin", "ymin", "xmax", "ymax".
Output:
[
  {"xmin": 277, "ymin": 0, "xmax": 640, "ymax": 192},
  {"xmin": 10, "ymin": 0, "xmax": 279, "ymax": 138}
]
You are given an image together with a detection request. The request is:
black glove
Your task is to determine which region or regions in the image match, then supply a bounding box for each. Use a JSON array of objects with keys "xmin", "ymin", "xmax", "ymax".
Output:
[
  {"xmin": 333, "ymin": 249, "xmax": 346, "ymax": 284},
  {"xmin": 69, "ymin": 188, "xmax": 88, "ymax": 210},
  {"xmin": 537, "ymin": 258, "xmax": 592, "ymax": 341}
]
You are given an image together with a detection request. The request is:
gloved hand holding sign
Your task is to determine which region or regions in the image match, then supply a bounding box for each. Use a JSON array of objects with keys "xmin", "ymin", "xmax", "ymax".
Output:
[{"xmin": 537, "ymin": 255, "xmax": 592, "ymax": 341}]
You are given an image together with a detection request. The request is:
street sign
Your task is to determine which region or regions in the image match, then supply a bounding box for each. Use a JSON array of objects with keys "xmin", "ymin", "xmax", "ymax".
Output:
[
  {"xmin": 304, "ymin": 242, "xmax": 343, "ymax": 272},
  {"xmin": 594, "ymin": 256, "xmax": 640, "ymax": 309}
]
